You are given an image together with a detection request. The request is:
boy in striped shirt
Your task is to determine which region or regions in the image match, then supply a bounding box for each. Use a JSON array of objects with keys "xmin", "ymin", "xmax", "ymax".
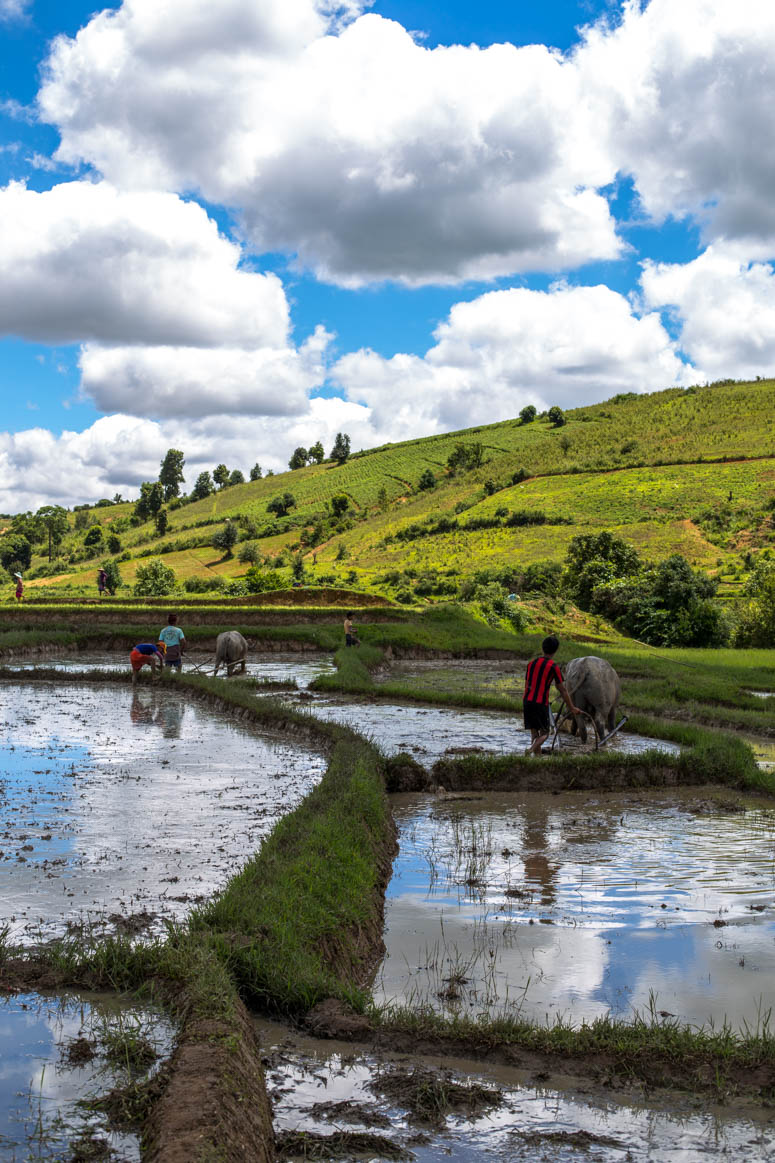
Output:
[{"xmin": 523, "ymin": 635, "xmax": 580, "ymax": 756}]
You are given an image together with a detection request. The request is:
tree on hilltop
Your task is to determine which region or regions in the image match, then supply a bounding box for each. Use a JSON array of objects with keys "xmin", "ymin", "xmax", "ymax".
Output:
[
  {"xmin": 308, "ymin": 441, "xmax": 325, "ymax": 464},
  {"xmin": 213, "ymin": 464, "xmax": 230, "ymax": 489},
  {"xmin": 249, "ymin": 463, "xmax": 263, "ymax": 481},
  {"xmin": 289, "ymin": 447, "xmax": 308, "ymax": 470},
  {"xmin": 330, "ymin": 432, "xmax": 351, "ymax": 464},
  {"xmin": 159, "ymin": 448, "xmax": 185, "ymax": 501},
  {"xmin": 191, "ymin": 471, "xmax": 215, "ymax": 500}
]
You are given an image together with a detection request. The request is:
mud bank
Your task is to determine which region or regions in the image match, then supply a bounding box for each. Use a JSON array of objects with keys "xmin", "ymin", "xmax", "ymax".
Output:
[{"xmin": 145, "ymin": 991, "xmax": 273, "ymax": 1163}]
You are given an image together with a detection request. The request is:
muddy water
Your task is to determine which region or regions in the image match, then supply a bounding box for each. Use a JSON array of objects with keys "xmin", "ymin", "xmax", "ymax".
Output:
[
  {"xmin": 303, "ymin": 694, "xmax": 680, "ymax": 764},
  {"xmin": 0, "ymin": 682, "xmax": 325, "ymax": 941},
  {"xmin": 0, "ymin": 991, "xmax": 174, "ymax": 1161},
  {"xmin": 376, "ymin": 788, "xmax": 775, "ymax": 1030},
  {"xmin": 257, "ymin": 1016, "xmax": 775, "ymax": 1162},
  {"xmin": 4, "ymin": 650, "xmax": 335, "ymax": 689}
]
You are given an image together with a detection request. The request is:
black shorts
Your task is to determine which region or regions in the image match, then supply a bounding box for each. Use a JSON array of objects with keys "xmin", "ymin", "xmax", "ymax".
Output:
[
  {"xmin": 345, "ymin": 634, "xmax": 358, "ymax": 647},
  {"xmin": 523, "ymin": 699, "xmax": 551, "ymax": 732}
]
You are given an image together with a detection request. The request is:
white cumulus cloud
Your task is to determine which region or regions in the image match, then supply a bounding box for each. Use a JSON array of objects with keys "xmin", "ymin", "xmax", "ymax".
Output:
[
  {"xmin": 334, "ymin": 283, "xmax": 696, "ymax": 435},
  {"xmin": 579, "ymin": 0, "xmax": 775, "ymax": 245},
  {"xmin": 0, "ymin": 397, "xmax": 376, "ymax": 513},
  {"xmin": 641, "ymin": 246, "xmax": 775, "ymax": 381},
  {"xmin": 38, "ymin": 3, "xmax": 621, "ymax": 285},
  {"xmin": 0, "ymin": 180, "xmax": 289, "ymax": 347},
  {"xmin": 78, "ymin": 327, "xmax": 332, "ymax": 419}
]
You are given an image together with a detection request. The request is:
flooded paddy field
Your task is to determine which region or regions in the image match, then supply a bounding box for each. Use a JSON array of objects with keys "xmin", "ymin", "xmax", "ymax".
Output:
[
  {"xmin": 0, "ymin": 681, "xmax": 326, "ymax": 942},
  {"xmin": 259, "ymin": 1016, "xmax": 775, "ymax": 1163},
  {"xmin": 302, "ymin": 694, "xmax": 680, "ymax": 765},
  {"xmin": 377, "ymin": 788, "xmax": 775, "ymax": 1030},
  {"xmin": 3, "ymin": 650, "xmax": 335, "ymax": 689},
  {"xmin": 0, "ymin": 990, "xmax": 174, "ymax": 1161}
]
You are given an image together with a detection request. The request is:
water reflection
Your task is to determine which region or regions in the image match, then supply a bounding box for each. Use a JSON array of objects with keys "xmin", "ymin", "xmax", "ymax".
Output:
[
  {"xmin": 378, "ymin": 789, "xmax": 775, "ymax": 1029},
  {"xmin": 130, "ymin": 689, "xmax": 184, "ymax": 738}
]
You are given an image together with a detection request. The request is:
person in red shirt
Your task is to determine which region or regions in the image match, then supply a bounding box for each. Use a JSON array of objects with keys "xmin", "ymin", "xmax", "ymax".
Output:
[
  {"xmin": 14, "ymin": 573, "xmax": 23, "ymax": 602},
  {"xmin": 523, "ymin": 635, "xmax": 580, "ymax": 756}
]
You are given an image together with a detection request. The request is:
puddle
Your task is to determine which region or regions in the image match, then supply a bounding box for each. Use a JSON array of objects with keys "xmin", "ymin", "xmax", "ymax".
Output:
[
  {"xmin": 3, "ymin": 651, "xmax": 335, "ymax": 690},
  {"xmin": 257, "ymin": 1016, "xmax": 775, "ymax": 1162},
  {"xmin": 746, "ymin": 691, "xmax": 775, "ymax": 700},
  {"xmin": 302, "ymin": 695, "xmax": 680, "ymax": 764},
  {"xmin": 0, "ymin": 682, "xmax": 326, "ymax": 942},
  {"xmin": 0, "ymin": 990, "xmax": 174, "ymax": 1161},
  {"xmin": 376, "ymin": 788, "xmax": 775, "ymax": 1030}
]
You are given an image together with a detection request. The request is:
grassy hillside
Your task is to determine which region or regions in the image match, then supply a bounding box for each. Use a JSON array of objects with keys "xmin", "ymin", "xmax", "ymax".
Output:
[{"xmin": 12, "ymin": 377, "xmax": 775, "ymax": 600}]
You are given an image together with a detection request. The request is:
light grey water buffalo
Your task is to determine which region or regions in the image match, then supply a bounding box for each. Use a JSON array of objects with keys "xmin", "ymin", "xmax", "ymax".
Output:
[
  {"xmin": 213, "ymin": 630, "xmax": 248, "ymax": 677},
  {"xmin": 564, "ymin": 655, "xmax": 621, "ymax": 743}
]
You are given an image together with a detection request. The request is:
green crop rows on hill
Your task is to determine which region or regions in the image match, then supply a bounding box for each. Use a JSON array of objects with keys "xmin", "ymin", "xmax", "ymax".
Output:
[{"xmin": 16, "ymin": 378, "xmax": 775, "ymax": 596}]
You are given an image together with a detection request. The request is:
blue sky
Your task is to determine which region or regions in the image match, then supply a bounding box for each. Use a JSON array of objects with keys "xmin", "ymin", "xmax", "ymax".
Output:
[{"xmin": 0, "ymin": 0, "xmax": 772, "ymax": 509}]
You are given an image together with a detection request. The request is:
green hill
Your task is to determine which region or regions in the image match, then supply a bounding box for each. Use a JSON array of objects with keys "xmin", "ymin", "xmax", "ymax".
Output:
[{"xmin": 14, "ymin": 378, "xmax": 775, "ymax": 600}]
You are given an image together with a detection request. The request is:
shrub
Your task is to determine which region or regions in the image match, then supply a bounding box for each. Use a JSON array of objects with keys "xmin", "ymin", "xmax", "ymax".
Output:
[
  {"xmin": 83, "ymin": 524, "xmax": 104, "ymax": 549},
  {"xmin": 184, "ymin": 576, "xmax": 226, "ymax": 593},
  {"xmin": 548, "ymin": 405, "xmax": 566, "ymax": 426},
  {"xmin": 238, "ymin": 540, "xmax": 261, "ymax": 565},
  {"xmin": 244, "ymin": 567, "xmax": 285, "ymax": 593},
  {"xmin": 133, "ymin": 557, "xmax": 177, "ymax": 596},
  {"xmin": 418, "ymin": 468, "xmax": 436, "ymax": 491},
  {"xmin": 519, "ymin": 405, "xmax": 537, "ymax": 424},
  {"xmin": 447, "ymin": 441, "xmax": 484, "ymax": 474},
  {"xmin": 0, "ymin": 533, "xmax": 32, "ymax": 574}
]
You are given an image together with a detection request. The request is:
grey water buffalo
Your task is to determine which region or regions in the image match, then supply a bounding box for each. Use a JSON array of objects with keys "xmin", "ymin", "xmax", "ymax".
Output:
[
  {"xmin": 213, "ymin": 630, "xmax": 248, "ymax": 677},
  {"xmin": 564, "ymin": 656, "xmax": 621, "ymax": 743}
]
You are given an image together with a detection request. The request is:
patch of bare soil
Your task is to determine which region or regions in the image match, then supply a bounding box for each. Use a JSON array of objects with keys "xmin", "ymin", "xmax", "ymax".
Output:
[
  {"xmin": 370, "ymin": 1064, "xmax": 502, "ymax": 1127},
  {"xmin": 276, "ymin": 1130, "xmax": 411, "ymax": 1160},
  {"xmin": 306, "ymin": 998, "xmax": 373, "ymax": 1040},
  {"xmin": 143, "ymin": 1001, "xmax": 274, "ymax": 1163}
]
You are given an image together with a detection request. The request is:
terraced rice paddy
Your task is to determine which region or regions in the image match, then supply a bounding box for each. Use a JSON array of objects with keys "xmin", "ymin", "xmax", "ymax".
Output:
[
  {"xmin": 0, "ymin": 681, "xmax": 326, "ymax": 942},
  {"xmin": 377, "ymin": 788, "xmax": 775, "ymax": 1030}
]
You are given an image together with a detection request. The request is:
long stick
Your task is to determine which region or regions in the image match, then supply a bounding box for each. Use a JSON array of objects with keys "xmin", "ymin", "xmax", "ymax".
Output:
[{"xmin": 595, "ymin": 716, "xmax": 629, "ymax": 750}]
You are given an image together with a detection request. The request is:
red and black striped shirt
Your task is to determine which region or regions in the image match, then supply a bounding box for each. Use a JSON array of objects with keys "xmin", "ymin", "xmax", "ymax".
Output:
[{"xmin": 523, "ymin": 655, "xmax": 563, "ymax": 704}]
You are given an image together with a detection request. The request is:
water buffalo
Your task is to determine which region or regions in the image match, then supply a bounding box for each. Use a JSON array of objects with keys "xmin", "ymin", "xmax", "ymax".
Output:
[
  {"xmin": 564, "ymin": 656, "xmax": 621, "ymax": 743},
  {"xmin": 214, "ymin": 630, "xmax": 248, "ymax": 677}
]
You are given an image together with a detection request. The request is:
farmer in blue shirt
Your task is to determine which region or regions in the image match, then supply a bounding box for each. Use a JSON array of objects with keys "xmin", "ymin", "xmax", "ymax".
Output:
[{"xmin": 158, "ymin": 612, "xmax": 186, "ymax": 671}]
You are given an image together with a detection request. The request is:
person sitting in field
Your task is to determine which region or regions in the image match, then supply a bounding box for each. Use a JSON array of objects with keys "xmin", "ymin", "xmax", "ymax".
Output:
[
  {"xmin": 343, "ymin": 612, "xmax": 360, "ymax": 647},
  {"xmin": 158, "ymin": 612, "xmax": 186, "ymax": 672},
  {"xmin": 523, "ymin": 635, "xmax": 580, "ymax": 756},
  {"xmin": 129, "ymin": 641, "xmax": 165, "ymax": 683},
  {"xmin": 14, "ymin": 573, "xmax": 23, "ymax": 602}
]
